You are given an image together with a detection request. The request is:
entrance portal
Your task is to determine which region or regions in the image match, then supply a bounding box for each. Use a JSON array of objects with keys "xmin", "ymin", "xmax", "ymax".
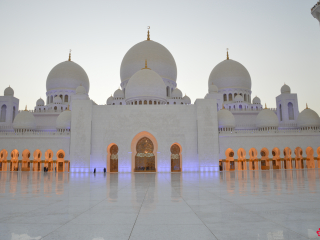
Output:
[
  {"xmin": 110, "ymin": 145, "xmax": 118, "ymax": 172},
  {"xmin": 171, "ymin": 144, "xmax": 181, "ymax": 172},
  {"xmin": 134, "ymin": 137, "xmax": 156, "ymax": 172}
]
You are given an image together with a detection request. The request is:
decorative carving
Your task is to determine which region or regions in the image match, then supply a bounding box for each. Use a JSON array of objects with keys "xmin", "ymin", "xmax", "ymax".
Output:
[
  {"xmin": 110, "ymin": 145, "xmax": 118, "ymax": 172},
  {"xmin": 135, "ymin": 137, "xmax": 155, "ymax": 172}
]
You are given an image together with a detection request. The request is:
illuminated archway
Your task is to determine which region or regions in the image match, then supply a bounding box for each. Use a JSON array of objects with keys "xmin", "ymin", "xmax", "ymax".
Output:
[
  {"xmin": 225, "ymin": 148, "xmax": 235, "ymax": 171},
  {"xmin": 171, "ymin": 143, "xmax": 182, "ymax": 172},
  {"xmin": 33, "ymin": 149, "xmax": 42, "ymax": 172},
  {"xmin": 283, "ymin": 147, "xmax": 292, "ymax": 169},
  {"xmin": 0, "ymin": 149, "xmax": 8, "ymax": 171},
  {"xmin": 107, "ymin": 144, "xmax": 118, "ymax": 173},
  {"xmin": 45, "ymin": 149, "xmax": 54, "ymax": 172},
  {"xmin": 294, "ymin": 147, "xmax": 303, "ymax": 169},
  {"xmin": 22, "ymin": 149, "xmax": 31, "ymax": 171},
  {"xmin": 131, "ymin": 131, "xmax": 158, "ymax": 172},
  {"xmin": 306, "ymin": 147, "xmax": 315, "ymax": 169},
  {"xmin": 272, "ymin": 147, "xmax": 281, "ymax": 169},
  {"xmin": 10, "ymin": 149, "xmax": 19, "ymax": 171},
  {"xmin": 260, "ymin": 148, "xmax": 270, "ymax": 170},
  {"xmin": 237, "ymin": 148, "xmax": 246, "ymax": 170},
  {"xmin": 249, "ymin": 148, "xmax": 258, "ymax": 170},
  {"xmin": 56, "ymin": 150, "xmax": 65, "ymax": 172}
]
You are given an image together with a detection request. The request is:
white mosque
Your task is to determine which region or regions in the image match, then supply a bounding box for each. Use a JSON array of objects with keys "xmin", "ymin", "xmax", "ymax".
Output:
[{"xmin": 1, "ymin": 5, "xmax": 320, "ymax": 173}]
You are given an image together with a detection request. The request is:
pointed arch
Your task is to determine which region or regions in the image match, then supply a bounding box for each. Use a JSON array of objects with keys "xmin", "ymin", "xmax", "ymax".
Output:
[
  {"xmin": 306, "ymin": 147, "xmax": 315, "ymax": 169},
  {"xmin": 225, "ymin": 148, "xmax": 235, "ymax": 171},
  {"xmin": 107, "ymin": 143, "xmax": 118, "ymax": 173},
  {"xmin": 260, "ymin": 148, "xmax": 270, "ymax": 170},
  {"xmin": 131, "ymin": 131, "xmax": 158, "ymax": 172},
  {"xmin": 56, "ymin": 149, "xmax": 65, "ymax": 172},
  {"xmin": 33, "ymin": 149, "xmax": 42, "ymax": 171},
  {"xmin": 283, "ymin": 147, "xmax": 292, "ymax": 169},
  {"xmin": 22, "ymin": 149, "xmax": 31, "ymax": 171},
  {"xmin": 249, "ymin": 148, "xmax": 258, "ymax": 170},
  {"xmin": 45, "ymin": 149, "xmax": 54, "ymax": 172},
  {"xmin": 0, "ymin": 149, "xmax": 8, "ymax": 171},
  {"xmin": 171, "ymin": 142, "xmax": 182, "ymax": 172},
  {"xmin": 0, "ymin": 105, "xmax": 7, "ymax": 122},
  {"xmin": 237, "ymin": 148, "xmax": 246, "ymax": 170},
  {"xmin": 294, "ymin": 147, "xmax": 303, "ymax": 169},
  {"xmin": 10, "ymin": 149, "xmax": 19, "ymax": 171},
  {"xmin": 271, "ymin": 147, "xmax": 281, "ymax": 169}
]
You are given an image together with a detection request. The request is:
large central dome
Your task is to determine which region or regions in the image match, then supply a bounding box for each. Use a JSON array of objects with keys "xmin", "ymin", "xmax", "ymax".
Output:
[
  {"xmin": 46, "ymin": 61, "xmax": 90, "ymax": 93},
  {"xmin": 120, "ymin": 40, "xmax": 177, "ymax": 85},
  {"xmin": 208, "ymin": 59, "xmax": 251, "ymax": 91}
]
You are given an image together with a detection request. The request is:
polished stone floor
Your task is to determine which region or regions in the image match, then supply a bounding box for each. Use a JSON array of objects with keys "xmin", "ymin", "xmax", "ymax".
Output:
[{"xmin": 0, "ymin": 170, "xmax": 320, "ymax": 240}]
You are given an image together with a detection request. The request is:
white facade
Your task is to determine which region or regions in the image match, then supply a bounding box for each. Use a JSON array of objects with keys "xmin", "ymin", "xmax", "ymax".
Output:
[{"xmin": 1, "ymin": 25, "xmax": 320, "ymax": 173}]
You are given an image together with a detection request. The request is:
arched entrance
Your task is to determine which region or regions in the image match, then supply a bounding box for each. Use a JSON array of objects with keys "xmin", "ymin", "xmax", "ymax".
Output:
[
  {"xmin": 237, "ymin": 148, "xmax": 246, "ymax": 170},
  {"xmin": 225, "ymin": 148, "xmax": 235, "ymax": 171},
  {"xmin": 294, "ymin": 147, "xmax": 303, "ymax": 169},
  {"xmin": 110, "ymin": 144, "xmax": 118, "ymax": 172},
  {"xmin": 134, "ymin": 137, "xmax": 156, "ymax": 172},
  {"xmin": 10, "ymin": 149, "xmax": 19, "ymax": 171},
  {"xmin": 56, "ymin": 150, "xmax": 65, "ymax": 172},
  {"xmin": 0, "ymin": 149, "xmax": 8, "ymax": 171},
  {"xmin": 171, "ymin": 144, "xmax": 181, "ymax": 172},
  {"xmin": 33, "ymin": 149, "xmax": 42, "ymax": 172},
  {"xmin": 22, "ymin": 149, "xmax": 31, "ymax": 171},
  {"xmin": 45, "ymin": 150, "xmax": 53, "ymax": 172},
  {"xmin": 272, "ymin": 147, "xmax": 281, "ymax": 169}
]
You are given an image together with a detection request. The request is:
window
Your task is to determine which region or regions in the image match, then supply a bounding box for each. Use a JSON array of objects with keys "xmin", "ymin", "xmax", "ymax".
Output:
[
  {"xmin": 223, "ymin": 94, "xmax": 227, "ymax": 101},
  {"xmin": 229, "ymin": 152, "xmax": 234, "ymax": 157},
  {"xmin": 288, "ymin": 102, "xmax": 294, "ymax": 120},
  {"xmin": 244, "ymin": 94, "xmax": 247, "ymax": 101},
  {"xmin": 149, "ymin": 100, "xmax": 152, "ymax": 105},
  {"xmin": 144, "ymin": 100, "xmax": 147, "ymax": 105},
  {"xmin": 0, "ymin": 105, "xmax": 7, "ymax": 122},
  {"xmin": 228, "ymin": 93, "xmax": 232, "ymax": 101},
  {"xmin": 12, "ymin": 106, "xmax": 15, "ymax": 122},
  {"xmin": 279, "ymin": 104, "xmax": 283, "ymax": 121},
  {"xmin": 139, "ymin": 101, "xmax": 142, "ymax": 105},
  {"xmin": 58, "ymin": 153, "xmax": 64, "ymax": 158},
  {"xmin": 64, "ymin": 95, "xmax": 68, "ymax": 102}
]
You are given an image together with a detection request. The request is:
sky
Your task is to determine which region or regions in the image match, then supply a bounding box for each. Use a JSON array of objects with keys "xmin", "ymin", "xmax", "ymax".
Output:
[{"xmin": 0, "ymin": 0, "xmax": 320, "ymax": 113}]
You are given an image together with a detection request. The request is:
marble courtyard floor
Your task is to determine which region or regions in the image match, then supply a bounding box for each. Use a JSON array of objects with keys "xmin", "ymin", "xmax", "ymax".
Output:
[{"xmin": 0, "ymin": 170, "xmax": 320, "ymax": 240}]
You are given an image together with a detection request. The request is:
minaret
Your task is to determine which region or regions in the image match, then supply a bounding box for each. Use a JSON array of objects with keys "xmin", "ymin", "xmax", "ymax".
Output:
[{"xmin": 311, "ymin": 1, "xmax": 320, "ymax": 24}]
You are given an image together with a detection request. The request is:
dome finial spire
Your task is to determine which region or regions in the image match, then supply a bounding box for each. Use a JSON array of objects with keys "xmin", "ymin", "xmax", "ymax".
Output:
[
  {"xmin": 222, "ymin": 104, "xmax": 225, "ymax": 109},
  {"xmin": 306, "ymin": 103, "xmax": 309, "ymax": 109},
  {"xmin": 68, "ymin": 49, "xmax": 72, "ymax": 61},
  {"xmin": 227, "ymin": 48, "xmax": 229, "ymax": 60},
  {"xmin": 147, "ymin": 26, "xmax": 150, "ymax": 40},
  {"xmin": 24, "ymin": 105, "xmax": 28, "ymax": 111},
  {"xmin": 265, "ymin": 103, "xmax": 268, "ymax": 109},
  {"xmin": 142, "ymin": 59, "xmax": 150, "ymax": 70}
]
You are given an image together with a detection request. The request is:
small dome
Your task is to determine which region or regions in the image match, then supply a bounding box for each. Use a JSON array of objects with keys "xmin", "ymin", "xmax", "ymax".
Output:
[
  {"xmin": 234, "ymin": 95, "xmax": 243, "ymax": 102},
  {"xmin": 56, "ymin": 110, "xmax": 71, "ymax": 130},
  {"xmin": 114, "ymin": 89, "xmax": 124, "ymax": 99},
  {"xmin": 281, "ymin": 84, "xmax": 291, "ymax": 94},
  {"xmin": 252, "ymin": 96, "xmax": 261, "ymax": 104},
  {"xmin": 4, "ymin": 86, "xmax": 14, "ymax": 96},
  {"xmin": 46, "ymin": 61, "xmax": 90, "ymax": 93},
  {"xmin": 107, "ymin": 96, "xmax": 114, "ymax": 105},
  {"xmin": 53, "ymin": 96, "xmax": 63, "ymax": 104},
  {"xmin": 13, "ymin": 110, "xmax": 36, "ymax": 130},
  {"xmin": 172, "ymin": 88, "xmax": 182, "ymax": 98},
  {"xmin": 218, "ymin": 109, "xmax": 235, "ymax": 128},
  {"xmin": 209, "ymin": 84, "xmax": 218, "ymax": 93},
  {"xmin": 125, "ymin": 68, "xmax": 166, "ymax": 101},
  {"xmin": 36, "ymin": 98, "xmax": 45, "ymax": 106},
  {"xmin": 120, "ymin": 40, "xmax": 177, "ymax": 84},
  {"xmin": 256, "ymin": 109, "xmax": 279, "ymax": 128},
  {"xmin": 76, "ymin": 85, "xmax": 87, "ymax": 95},
  {"xmin": 183, "ymin": 95, "xmax": 191, "ymax": 104},
  {"xmin": 209, "ymin": 59, "xmax": 251, "ymax": 91},
  {"xmin": 297, "ymin": 108, "xmax": 320, "ymax": 128}
]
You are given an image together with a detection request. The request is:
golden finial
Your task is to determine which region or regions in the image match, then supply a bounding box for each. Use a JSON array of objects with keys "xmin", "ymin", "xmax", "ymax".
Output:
[
  {"xmin": 264, "ymin": 103, "xmax": 268, "ymax": 109},
  {"xmin": 67, "ymin": 105, "xmax": 70, "ymax": 111},
  {"xmin": 68, "ymin": 49, "xmax": 72, "ymax": 61},
  {"xmin": 142, "ymin": 59, "xmax": 150, "ymax": 70},
  {"xmin": 227, "ymin": 48, "xmax": 229, "ymax": 60},
  {"xmin": 24, "ymin": 105, "xmax": 28, "ymax": 111},
  {"xmin": 222, "ymin": 104, "xmax": 225, "ymax": 109},
  {"xmin": 147, "ymin": 26, "xmax": 150, "ymax": 41},
  {"xmin": 306, "ymin": 103, "xmax": 309, "ymax": 109}
]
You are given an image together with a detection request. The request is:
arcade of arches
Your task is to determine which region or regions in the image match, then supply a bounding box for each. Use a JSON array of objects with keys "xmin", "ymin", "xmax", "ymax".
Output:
[
  {"xmin": 0, "ymin": 149, "xmax": 69, "ymax": 172},
  {"xmin": 220, "ymin": 146, "xmax": 320, "ymax": 171}
]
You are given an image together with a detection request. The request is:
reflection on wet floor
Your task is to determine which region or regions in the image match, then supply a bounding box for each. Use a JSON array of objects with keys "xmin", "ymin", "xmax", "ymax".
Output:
[{"xmin": 0, "ymin": 170, "xmax": 320, "ymax": 240}]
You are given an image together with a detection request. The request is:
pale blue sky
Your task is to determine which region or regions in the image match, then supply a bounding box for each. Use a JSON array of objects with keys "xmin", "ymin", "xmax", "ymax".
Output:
[{"xmin": 0, "ymin": 0, "xmax": 319, "ymax": 113}]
